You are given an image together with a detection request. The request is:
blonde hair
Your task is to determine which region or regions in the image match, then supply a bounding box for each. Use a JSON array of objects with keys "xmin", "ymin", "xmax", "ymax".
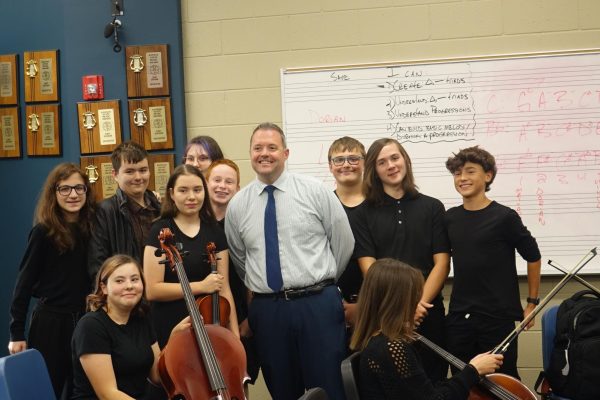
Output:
[{"xmin": 350, "ymin": 258, "xmax": 424, "ymax": 351}]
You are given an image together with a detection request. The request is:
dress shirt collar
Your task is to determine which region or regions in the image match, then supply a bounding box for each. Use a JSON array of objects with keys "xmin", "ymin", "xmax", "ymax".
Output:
[{"xmin": 254, "ymin": 170, "xmax": 289, "ymax": 195}]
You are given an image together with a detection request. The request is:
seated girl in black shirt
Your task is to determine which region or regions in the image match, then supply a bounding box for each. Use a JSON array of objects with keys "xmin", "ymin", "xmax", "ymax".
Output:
[
  {"xmin": 350, "ymin": 258, "xmax": 504, "ymax": 400},
  {"xmin": 71, "ymin": 254, "xmax": 188, "ymax": 399}
]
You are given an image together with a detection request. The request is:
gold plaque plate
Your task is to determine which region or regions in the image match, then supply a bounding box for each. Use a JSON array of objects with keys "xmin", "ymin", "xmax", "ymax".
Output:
[
  {"xmin": 77, "ymin": 100, "xmax": 122, "ymax": 154},
  {"xmin": 0, "ymin": 107, "xmax": 21, "ymax": 158},
  {"xmin": 126, "ymin": 44, "xmax": 170, "ymax": 98},
  {"xmin": 24, "ymin": 50, "xmax": 59, "ymax": 103},
  {"xmin": 147, "ymin": 153, "xmax": 175, "ymax": 199},
  {"xmin": 0, "ymin": 54, "xmax": 18, "ymax": 105},
  {"xmin": 25, "ymin": 104, "xmax": 61, "ymax": 156},
  {"xmin": 128, "ymin": 97, "xmax": 173, "ymax": 150}
]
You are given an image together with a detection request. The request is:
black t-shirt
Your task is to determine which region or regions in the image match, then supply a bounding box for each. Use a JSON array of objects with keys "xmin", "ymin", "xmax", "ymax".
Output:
[
  {"xmin": 71, "ymin": 309, "xmax": 156, "ymax": 399},
  {"xmin": 336, "ymin": 198, "xmax": 364, "ymax": 302},
  {"xmin": 359, "ymin": 334, "xmax": 479, "ymax": 400},
  {"xmin": 351, "ymin": 192, "xmax": 450, "ymax": 275},
  {"xmin": 145, "ymin": 218, "xmax": 228, "ymax": 347},
  {"xmin": 445, "ymin": 201, "xmax": 541, "ymax": 320}
]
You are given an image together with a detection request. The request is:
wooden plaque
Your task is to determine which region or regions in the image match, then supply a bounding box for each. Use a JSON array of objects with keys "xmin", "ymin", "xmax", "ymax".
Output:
[
  {"xmin": 78, "ymin": 100, "xmax": 122, "ymax": 154},
  {"xmin": 128, "ymin": 97, "xmax": 173, "ymax": 150},
  {"xmin": 25, "ymin": 104, "xmax": 61, "ymax": 156},
  {"xmin": 0, "ymin": 107, "xmax": 21, "ymax": 158},
  {"xmin": 126, "ymin": 44, "xmax": 170, "ymax": 98},
  {"xmin": 0, "ymin": 54, "xmax": 18, "ymax": 105},
  {"xmin": 147, "ymin": 153, "xmax": 175, "ymax": 199},
  {"xmin": 80, "ymin": 155, "xmax": 117, "ymax": 202},
  {"xmin": 81, "ymin": 153, "xmax": 175, "ymax": 201},
  {"xmin": 24, "ymin": 50, "xmax": 59, "ymax": 103}
]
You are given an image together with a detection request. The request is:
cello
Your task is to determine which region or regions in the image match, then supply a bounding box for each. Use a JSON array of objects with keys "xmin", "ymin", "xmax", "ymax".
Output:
[
  {"xmin": 156, "ymin": 228, "xmax": 249, "ymax": 400},
  {"xmin": 197, "ymin": 241, "xmax": 231, "ymax": 326},
  {"xmin": 416, "ymin": 334, "xmax": 536, "ymax": 400}
]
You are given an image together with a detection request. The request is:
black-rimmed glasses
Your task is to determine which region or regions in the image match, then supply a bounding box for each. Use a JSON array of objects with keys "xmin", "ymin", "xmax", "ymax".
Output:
[
  {"xmin": 56, "ymin": 184, "xmax": 87, "ymax": 196},
  {"xmin": 330, "ymin": 155, "xmax": 364, "ymax": 166}
]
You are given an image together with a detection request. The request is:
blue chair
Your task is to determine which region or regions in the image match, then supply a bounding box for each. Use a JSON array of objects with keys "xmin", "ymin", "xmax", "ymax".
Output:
[
  {"xmin": 540, "ymin": 305, "xmax": 571, "ymax": 400},
  {"xmin": 0, "ymin": 349, "xmax": 56, "ymax": 400}
]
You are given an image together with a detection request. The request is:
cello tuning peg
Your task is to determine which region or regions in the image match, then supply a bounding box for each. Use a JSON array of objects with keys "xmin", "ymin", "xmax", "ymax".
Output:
[
  {"xmin": 181, "ymin": 250, "xmax": 190, "ymax": 258},
  {"xmin": 154, "ymin": 248, "xmax": 165, "ymax": 257},
  {"xmin": 158, "ymin": 259, "xmax": 169, "ymax": 265},
  {"xmin": 175, "ymin": 242, "xmax": 184, "ymax": 251}
]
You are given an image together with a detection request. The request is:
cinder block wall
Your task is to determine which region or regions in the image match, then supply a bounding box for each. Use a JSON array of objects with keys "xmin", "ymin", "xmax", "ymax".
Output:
[{"xmin": 180, "ymin": 0, "xmax": 600, "ymax": 395}]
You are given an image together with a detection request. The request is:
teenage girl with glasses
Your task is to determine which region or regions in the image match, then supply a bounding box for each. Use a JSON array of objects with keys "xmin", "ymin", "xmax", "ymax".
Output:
[
  {"xmin": 182, "ymin": 135, "xmax": 224, "ymax": 173},
  {"xmin": 8, "ymin": 163, "xmax": 96, "ymax": 399}
]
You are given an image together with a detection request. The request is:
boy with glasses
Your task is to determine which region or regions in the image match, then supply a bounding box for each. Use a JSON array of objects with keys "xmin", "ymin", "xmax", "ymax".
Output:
[
  {"xmin": 328, "ymin": 136, "xmax": 366, "ymax": 326},
  {"xmin": 88, "ymin": 141, "xmax": 161, "ymax": 279}
]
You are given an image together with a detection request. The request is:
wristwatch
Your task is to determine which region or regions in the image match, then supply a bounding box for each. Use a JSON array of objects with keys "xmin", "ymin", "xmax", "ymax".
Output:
[{"xmin": 526, "ymin": 297, "xmax": 540, "ymax": 305}]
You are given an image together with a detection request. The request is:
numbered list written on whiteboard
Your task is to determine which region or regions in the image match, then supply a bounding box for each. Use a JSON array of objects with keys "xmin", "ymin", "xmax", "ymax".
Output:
[{"xmin": 281, "ymin": 53, "xmax": 600, "ymax": 274}]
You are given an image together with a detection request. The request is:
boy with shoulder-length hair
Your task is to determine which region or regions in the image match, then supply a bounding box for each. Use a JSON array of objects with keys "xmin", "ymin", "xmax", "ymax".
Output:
[
  {"xmin": 444, "ymin": 145, "xmax": 541, "ymax": 379},
  {"xmin": 351, "ymin": 138, "xmax": 450, "ymax": 383}
]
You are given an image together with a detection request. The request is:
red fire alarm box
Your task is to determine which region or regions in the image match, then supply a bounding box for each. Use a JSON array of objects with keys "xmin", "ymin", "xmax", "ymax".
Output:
[{"xmin": 82, "ymin": 75, "xmax": 105, "ymax": 100}]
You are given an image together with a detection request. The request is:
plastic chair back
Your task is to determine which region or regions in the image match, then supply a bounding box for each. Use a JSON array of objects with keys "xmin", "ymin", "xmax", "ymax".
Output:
[
  {"xmin": 298, "ymin": 387, "xmax": 329, "ymax": 400},
  {"xmin": 341, "ymin": 351, "xmax": 360, "ymax": 400},
  {"xmin": 0, "ymin": 349, "xmax": 56, "ymax": 400}
]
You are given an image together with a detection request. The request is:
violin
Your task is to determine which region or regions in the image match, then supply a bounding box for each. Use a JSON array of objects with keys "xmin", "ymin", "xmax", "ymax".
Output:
[
  {"xmin": 156, "ymin": 228, "xmax": 248, "ymax": 400},
  {"xmin": 196, "ymin": 242, "xmax": 231, "ymax": 326},
  {"xmin": 416, "ymin": 334, "xmax": 536, "ymax": 400}
]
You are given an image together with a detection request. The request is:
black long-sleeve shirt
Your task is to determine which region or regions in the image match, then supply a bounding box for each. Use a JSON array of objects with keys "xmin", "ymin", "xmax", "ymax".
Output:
[{"xmin": 9, "ymin": 224, "xmax": 90, "ymax": 341}]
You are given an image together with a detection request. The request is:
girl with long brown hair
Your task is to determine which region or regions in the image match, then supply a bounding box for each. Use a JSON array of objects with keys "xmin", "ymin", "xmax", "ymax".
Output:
[
  {"xmin": 351, "ymin": 258, "xmax": 503, "ymax": 400},
  {"xmin": 8, "ymin": 163, "xmax": 95, "ymax": 399},
  {"xmin": 143, "ymin": 164, "xmax": 239, "ymax": 348}
]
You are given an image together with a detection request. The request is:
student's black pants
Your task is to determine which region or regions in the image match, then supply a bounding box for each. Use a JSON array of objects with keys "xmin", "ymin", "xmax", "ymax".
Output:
[{"xmin": 446, "ymin": 311, "xmax": 520, "ymax": 379}]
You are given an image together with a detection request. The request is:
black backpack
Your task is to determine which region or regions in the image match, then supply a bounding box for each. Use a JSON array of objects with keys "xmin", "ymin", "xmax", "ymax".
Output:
[{"xmin": 546, "ymin": 290, "xmax": 600, "ymax": 400}]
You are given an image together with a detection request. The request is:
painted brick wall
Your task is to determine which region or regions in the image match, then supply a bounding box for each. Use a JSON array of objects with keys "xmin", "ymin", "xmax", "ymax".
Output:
[{"xmin": 180, "ymin": 0, "xmax": 600, "ymax": 393}]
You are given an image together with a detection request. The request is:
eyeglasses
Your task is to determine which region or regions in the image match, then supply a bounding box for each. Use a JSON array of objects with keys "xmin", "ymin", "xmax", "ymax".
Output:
[
  {"xmin": 330, "ymin": 155, "xmax": 364, "ymax": 166},
  {"xmin": 183, "ymin": 155, "xmax": 211, "ymax": 164},
  {"xmin": 56, "ymin": 184, "xmax": 87, "ymax": 196}
]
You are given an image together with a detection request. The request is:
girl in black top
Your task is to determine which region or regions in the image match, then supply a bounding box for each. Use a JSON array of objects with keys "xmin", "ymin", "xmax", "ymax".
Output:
[
  {"xmin": 144, "ymin": 164, "xmax": 239, "ymax": 348},
  {"xmin": 350, "ymin": 258, "xmax": 503, "ymax": 400},
  {"xmin": 72, "ymin": 254, "xmax": 189, "ymax": 399},
  {"xmin": 8, "ymin": 163, "xmax": 95, "ymax": 399}
]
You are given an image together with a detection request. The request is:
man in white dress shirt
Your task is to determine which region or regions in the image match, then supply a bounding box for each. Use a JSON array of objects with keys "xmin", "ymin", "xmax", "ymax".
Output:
[{"xmin": 225, "ymin": 122, "xmax": 354, "ymax": 400}]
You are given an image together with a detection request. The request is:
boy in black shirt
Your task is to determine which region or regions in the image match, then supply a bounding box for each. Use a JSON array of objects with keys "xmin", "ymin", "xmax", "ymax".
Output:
[{"xmin": 444, "ymin": 146, "xmax": 541, "ymax": 378}]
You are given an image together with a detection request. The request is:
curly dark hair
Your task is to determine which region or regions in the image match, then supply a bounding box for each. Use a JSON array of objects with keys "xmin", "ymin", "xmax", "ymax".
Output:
[{"xmin": 445, "ymin": 146, "xmax": 497, "ymax": 191}]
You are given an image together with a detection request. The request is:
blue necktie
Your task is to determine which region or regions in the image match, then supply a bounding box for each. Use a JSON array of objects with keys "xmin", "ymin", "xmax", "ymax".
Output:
[{"xmin": 264, "ymin": 185, "xmax": 283, "ymax": 291}]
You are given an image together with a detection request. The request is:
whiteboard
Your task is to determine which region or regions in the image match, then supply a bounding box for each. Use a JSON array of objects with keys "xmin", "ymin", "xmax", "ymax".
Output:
[{"xmin": 281, "ymin": 50, "xmax": 600, "ymax": 275}]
